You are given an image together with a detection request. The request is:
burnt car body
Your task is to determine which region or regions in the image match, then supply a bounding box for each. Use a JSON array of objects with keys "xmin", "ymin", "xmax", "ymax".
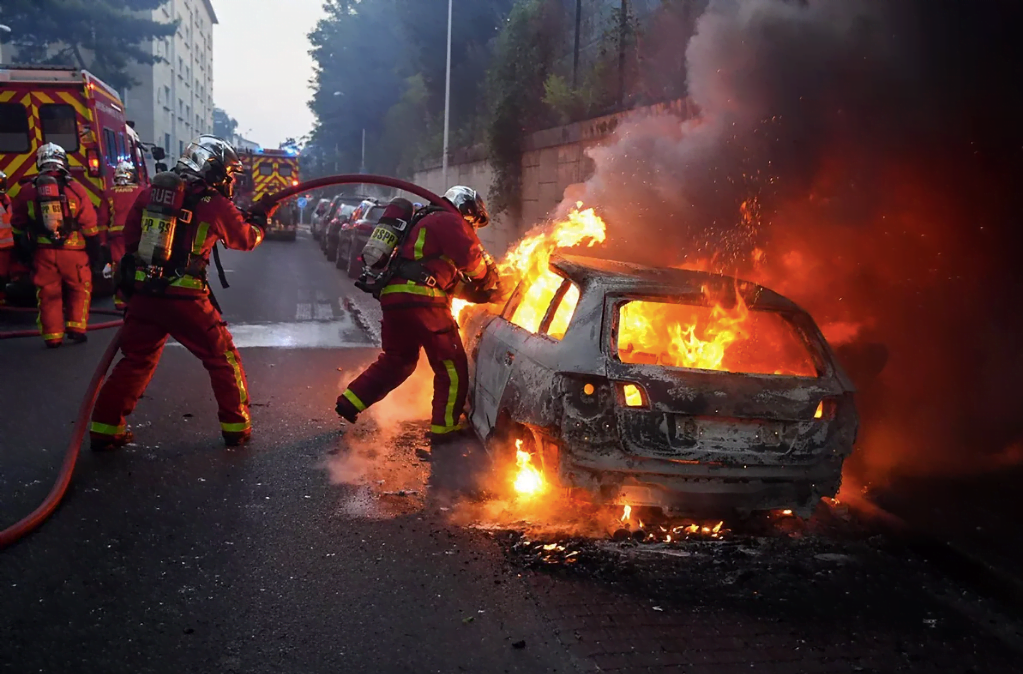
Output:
[
  {"xmin": 463, "ymin": 254, "xmax": 859, "ymax": 517},
  {"xmin": 336, "ymin": 202, "xmax": 387, "ymax": 278}
]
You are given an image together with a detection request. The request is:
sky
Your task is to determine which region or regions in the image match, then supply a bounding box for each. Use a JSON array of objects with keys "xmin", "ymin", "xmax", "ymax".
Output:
[{"xmin": 211, "ymin": 0, "xmax": 325, "ymax": 148}]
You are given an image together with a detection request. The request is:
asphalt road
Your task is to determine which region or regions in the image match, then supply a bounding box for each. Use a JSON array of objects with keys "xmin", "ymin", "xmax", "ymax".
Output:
[{"xmin": 2, "ymin": 229, "xmax": 1022, "ymax": 673}]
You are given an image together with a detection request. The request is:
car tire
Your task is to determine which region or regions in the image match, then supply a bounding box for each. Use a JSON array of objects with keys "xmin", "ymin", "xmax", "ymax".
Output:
[
  {"xmin": 335, "ymin": 238, "xmax": 348, "ymax": 270},
  {"xmin": 346, "ymin": 241, "xmax": 361, "ymax": 279}
]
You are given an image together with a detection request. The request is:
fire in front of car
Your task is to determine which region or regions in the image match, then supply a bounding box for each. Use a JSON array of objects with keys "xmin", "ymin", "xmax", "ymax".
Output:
[{"xmin": 512, "ymin": 439, "xmax": 545, "ymax": 498}]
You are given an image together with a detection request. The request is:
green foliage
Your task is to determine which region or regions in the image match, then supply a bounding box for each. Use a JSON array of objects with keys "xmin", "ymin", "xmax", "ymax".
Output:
[
  {"xmin": 213, "ymin": 108, "xmax": 238, "ymax": 141},
  {"xmin": 0, "ymin": 0, "xmax": 178, "ymax": 90},
  {"xmin": 485, "ymin": 0, "xmax": 562, "ymax": 215}
]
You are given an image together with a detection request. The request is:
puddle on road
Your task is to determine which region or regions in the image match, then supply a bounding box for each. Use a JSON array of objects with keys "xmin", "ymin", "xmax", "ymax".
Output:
[{"xmin": 168, "ymin": 319, "xmax": 372, "ymax": 349}]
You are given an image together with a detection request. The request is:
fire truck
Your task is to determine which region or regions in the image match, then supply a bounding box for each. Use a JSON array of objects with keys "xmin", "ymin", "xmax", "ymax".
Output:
[
  {"xmin": 0, "ymin": 65, "xmax": 164, "ymax": 300},
  {"xmin": 237, "ymin": 147, "xmax": 300, "ymax": 241}
]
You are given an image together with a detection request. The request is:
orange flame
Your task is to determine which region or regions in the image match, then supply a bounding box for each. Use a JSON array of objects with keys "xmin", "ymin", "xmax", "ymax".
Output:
[{"xmin": 512, "ymin": 440, "xmax": 545, "ymax": 497}]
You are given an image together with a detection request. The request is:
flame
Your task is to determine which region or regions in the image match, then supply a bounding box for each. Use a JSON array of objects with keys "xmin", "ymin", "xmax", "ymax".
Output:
[
  {"xmin": 616, "ymin": 289, "xmax": 817, "ymax": 377},
  {"xmin": 451, "ymin": 203, "xmax": 604, "ymax": 326},
  {"xmin": 512, "ymin": 439, "xmax": 545, "ymax": 497},
  {"xmin": 621, "ymin": 504, "xmax": 631, "ymax": 522},
  {"xmin": 623, "ymin": 384, "xmax": 643, "ymax": 407}
]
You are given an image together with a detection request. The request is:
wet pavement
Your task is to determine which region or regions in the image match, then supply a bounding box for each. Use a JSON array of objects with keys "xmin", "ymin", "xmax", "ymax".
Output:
[{"xmin": 2, "ymin": 229, "xmax": 1022, "ymax": 673}]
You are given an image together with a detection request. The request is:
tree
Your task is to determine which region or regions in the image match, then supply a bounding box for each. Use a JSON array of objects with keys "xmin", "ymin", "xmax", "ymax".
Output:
[
  {"xmin": 213, "ymin": 108, "xmax": 239, "ymax": 141},
  {"xmin": 0, "ymin": 0, "xmax": 177, "ymax": 90}
]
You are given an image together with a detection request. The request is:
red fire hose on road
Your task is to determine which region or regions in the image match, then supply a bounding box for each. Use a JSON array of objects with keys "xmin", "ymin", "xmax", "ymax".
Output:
[{"xmin": 0, "ymin": 175, "xmax": 455, "ymax": 549}]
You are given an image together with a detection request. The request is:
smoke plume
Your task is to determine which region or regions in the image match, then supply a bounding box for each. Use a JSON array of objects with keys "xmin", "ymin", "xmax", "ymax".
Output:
[{"xmin": 570, "ymin": 0, "xmax": 1023, "ymax": 484}]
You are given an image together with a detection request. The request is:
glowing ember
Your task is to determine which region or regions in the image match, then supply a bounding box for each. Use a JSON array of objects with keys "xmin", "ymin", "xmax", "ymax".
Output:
[
  {"xmin": 621, "ymin": 504, "xmax": 632, "ymax": 522},
  {"xmin": 782, "ymin": 509, "xmax": 793, "ymax": 516},
  {"xmin": 512, "ymin": 440, "xmax": 545, "ymax": 497},
  {"xmin": 814, "ymin": 401, "xmax": 824, "ymax": 419}
]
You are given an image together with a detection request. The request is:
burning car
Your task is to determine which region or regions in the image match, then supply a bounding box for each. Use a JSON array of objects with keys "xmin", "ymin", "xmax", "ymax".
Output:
[{"xmin": 462, "ymin": 252, "xmax": 858, "ymax": 518}]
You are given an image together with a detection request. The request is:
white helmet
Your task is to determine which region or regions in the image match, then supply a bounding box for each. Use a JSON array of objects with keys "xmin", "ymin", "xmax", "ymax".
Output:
[
  {"xmin": 36, "ymin": 143, "xmax": 69, "ymax": 174},
  {"xmin": 113, "ymin": 161, "xmax": 136, "ymax": 186}
]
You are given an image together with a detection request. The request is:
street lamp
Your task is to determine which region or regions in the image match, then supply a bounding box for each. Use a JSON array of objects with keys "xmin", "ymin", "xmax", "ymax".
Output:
[
  {"xmin": 442, "ymin": 0, "xmax": 452, "ymax": 186},
  {"xmin": 0, "ymin": 24, "xmax": 12, "ymax": 66}
]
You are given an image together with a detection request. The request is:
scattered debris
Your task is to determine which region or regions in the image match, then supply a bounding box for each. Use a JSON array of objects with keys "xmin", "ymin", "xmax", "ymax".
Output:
[{"xmin": 511, "ymin": 640, "xmax": 526, "ymax": 650}]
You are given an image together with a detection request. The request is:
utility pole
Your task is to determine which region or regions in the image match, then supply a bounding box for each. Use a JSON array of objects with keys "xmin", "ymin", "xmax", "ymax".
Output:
[
  {"xmin": 618, "ymin": 0, "xmax": 628, "ymax": 110},
  {"xmin": 572, "ymin": 0, "xmax": 582, "ymax": 88},
  {"xmin": 0, "ymin": 24, "xmax": 11, "ymax": 66},
  {"xmin": 360, "ymin": 128, "xmax": 366, "ymax": 174},
  {"xmin": 442, "ymin": 0, "xmax": 452, "ymax": 186}
]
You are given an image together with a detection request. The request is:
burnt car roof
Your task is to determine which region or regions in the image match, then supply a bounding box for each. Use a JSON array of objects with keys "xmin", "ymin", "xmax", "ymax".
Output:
[{"xmin": 550, "ymin": 253, "xmax": 804, "ymax": 313}]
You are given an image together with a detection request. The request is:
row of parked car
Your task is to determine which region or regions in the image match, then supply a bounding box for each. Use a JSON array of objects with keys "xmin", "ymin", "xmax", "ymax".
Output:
[{"xmin": 309, "ymin": 195, "xmax": 389, "ymax": 278}]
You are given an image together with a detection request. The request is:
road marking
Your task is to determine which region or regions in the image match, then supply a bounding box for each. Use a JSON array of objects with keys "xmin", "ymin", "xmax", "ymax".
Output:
[
  {"xmin": 168, "ymin": 320, "xmax": 372, "ymax": 349},
  {"xmin": 295, "ymin": 303, "xmax": 312, "ymax": 321},
  {"xmin": 314, "ymin": 303, "xmax": 334, "ymax": 320}
]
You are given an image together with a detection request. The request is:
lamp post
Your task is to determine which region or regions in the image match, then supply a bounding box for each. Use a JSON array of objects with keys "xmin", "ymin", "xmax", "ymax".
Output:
[
  {"xmin": 0, "ymin": 24, "xmax": 12, "ymax": 66},
  {"xmin": 442, "ymin": 0, "xmax": 452, "ymax": 186}
]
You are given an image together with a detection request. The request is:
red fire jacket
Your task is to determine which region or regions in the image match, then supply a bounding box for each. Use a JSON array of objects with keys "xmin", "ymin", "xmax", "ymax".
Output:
[
  {"xmin": 124, "ymin": 183, "xmax": 264, "ymax": 296},
  {"xmin": 10, "ymin": 176, "xmax": 99, "ymax": 250},
  {"xmin": 380, "ymin": 210, "xmax": 490, "ymax": 309},
  {"xmin": 108, "ymin": 184, "xmax": 144, "ymax": 235}
]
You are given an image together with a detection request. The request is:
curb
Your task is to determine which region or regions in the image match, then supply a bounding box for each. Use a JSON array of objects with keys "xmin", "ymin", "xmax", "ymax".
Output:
[{"xmin": 342, "ymin": 296, "xmax": 381, "ymax": 346}]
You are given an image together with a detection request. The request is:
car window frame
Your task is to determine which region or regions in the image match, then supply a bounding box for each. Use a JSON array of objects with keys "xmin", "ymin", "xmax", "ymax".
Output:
[{"xmin": 501, "ymin": 269, "xmax": 574, "ymax": 343}]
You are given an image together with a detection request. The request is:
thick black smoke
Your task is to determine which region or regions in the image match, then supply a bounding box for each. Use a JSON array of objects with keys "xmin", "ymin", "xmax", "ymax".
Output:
[{"xmin": 568, "ymin": 0, "xmax": 1023, "ymax": 482}]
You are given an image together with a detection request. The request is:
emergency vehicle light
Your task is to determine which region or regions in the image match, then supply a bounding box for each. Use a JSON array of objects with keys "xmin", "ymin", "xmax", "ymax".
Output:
[{"xmin": 86, "ymin": 149, "xmax": 101, "ymax": 177}]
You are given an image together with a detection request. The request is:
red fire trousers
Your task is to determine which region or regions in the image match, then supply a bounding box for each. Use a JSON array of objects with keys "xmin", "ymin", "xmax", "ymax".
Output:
[
  {"xmin": 339, "ymin": 305, "xmax": 469, "ymax": 436},
  {"xmin": 32, "ymin": 248, "xmax": 92, "ymax": 344},
  {"xmin": 91, "ymin": 293, "xmax": 252, "ymax": 439},
  {"xmin": 108, "ymin": 234, "xmax": 127, "ymax": 309}
]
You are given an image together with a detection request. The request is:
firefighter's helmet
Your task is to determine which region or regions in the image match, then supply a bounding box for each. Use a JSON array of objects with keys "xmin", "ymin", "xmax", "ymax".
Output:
[
  {"xmin": 176, "ymin": 135, "xmax": 244, "ymax": 198},
  {"xmin": 443, "ymin": 186, "xmax": 490, "ymax": 228},
  {"xmin": 36, "ymin": 143, "xmax": 69, "ymax": 174},
  {"xmin": 0, "ymin": 170, "xmax": 7, "ymax": 195},
  {"xmin": 114, "ymin": 161, "xmax": 136, "ymax": 186}
]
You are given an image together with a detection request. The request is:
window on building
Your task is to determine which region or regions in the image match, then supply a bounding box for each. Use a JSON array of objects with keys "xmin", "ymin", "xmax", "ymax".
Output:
[
  {"xmin": 179, "ymin": 99, "xmax": 184, "ymax": 114},
  {"xmin": 40, "ymin": 104, "xmax": 79, "ymax": 152},
  {"xmin": 178, "ymin": 56, "xmax": 183, "ymax": 72},
  {"xmin": 164, "ymin": 133, "xmax": 171, "ymax": 153},
  {"xmin": 0, "ymin": 103, "xmax": 30, "ymax": 153},
  {"xmin": 185, "ymin": 105, "xmax": 190, "ymax": 119},
  {"xmin": 179, "ymin": 139, "xmax": 185, "ymax": 156}
]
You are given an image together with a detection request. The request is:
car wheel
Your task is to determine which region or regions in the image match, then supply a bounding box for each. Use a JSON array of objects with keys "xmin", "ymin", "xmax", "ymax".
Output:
[
  {"xmin": 335, "ymin": 238, "xmax": 348, "ymax": 270},
  {"xmin": 346, "ymin": 241, "xmax": 362, "ymax": 279}
]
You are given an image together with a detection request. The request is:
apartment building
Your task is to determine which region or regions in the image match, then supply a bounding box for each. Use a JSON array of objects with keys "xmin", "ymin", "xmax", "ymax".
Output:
[{"xmin": 124, "ymin": 0, "xmax": 217, "ymax": 166}]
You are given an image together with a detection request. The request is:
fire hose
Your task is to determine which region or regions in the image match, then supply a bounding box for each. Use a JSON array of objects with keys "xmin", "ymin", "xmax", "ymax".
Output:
[{"xmin": 0, "ymin": 174, "xmax": 457, "ymax": 549}]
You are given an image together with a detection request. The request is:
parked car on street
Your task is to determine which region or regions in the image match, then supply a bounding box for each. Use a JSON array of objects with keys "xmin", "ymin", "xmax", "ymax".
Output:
[
  {"xmin": 336, "ymin": 201, "xmax": 388, "ymax": 277},
  {"xmin": 324, "ymin": 198, "xmax": 377, "ymax": 261},
  {"xmin": 462, "ymin": 254, "xmax": 860, "ymax": 518},
  {"xmin": 310, "ymin": 198, "xmax": 332, "ymax": 240}
]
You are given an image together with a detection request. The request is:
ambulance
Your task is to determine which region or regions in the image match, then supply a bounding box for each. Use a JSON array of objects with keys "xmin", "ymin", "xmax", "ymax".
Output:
[
  {"xmin": 0, "ymin": 65, "xmax": 163, "ymax": 300},
  {"xmin": 237, "ymin": 147, "xmax": 300, "ymax": 240}
]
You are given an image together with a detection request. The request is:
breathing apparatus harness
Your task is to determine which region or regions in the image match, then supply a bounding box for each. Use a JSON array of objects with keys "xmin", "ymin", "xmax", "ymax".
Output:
[
  {"xmin": 120, "ymin": 170, "xmax": 230, "ymax": 306},
  {"xmin": 30, "ymin": 172, "xmax": 79, "ymax": 246},
  {"xmin": 355, "ymin": 203, "xmax": 451, "ymax": 299}
]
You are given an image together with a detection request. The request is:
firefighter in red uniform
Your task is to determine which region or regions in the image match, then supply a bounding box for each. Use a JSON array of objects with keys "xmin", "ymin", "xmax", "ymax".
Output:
[
  {"xmin": 90, "ymin": 135, "xmax": 267, "ymax": 450},
  {"xmin": 11, "ymin": 144, "xmax": 101, "ymax": 347},
  {"xmin": 0, "ymin": 171, "xmax": 13, "ymax": 305},
  {"xmin": 108, "ymin": 161, "xmax": 143, "ymax": 309},
  {"xmin": 335, "ymin": 186, "xmax": 500, "ymax": 455}
]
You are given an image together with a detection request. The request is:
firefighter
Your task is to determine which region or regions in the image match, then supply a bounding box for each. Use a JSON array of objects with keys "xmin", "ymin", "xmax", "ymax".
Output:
[
  {"xmin": 0, "ymin": 171, "xmax": 12, "ymax": 305},
  {"xmin": 108, "ymin": 160, "xmax": 143, "ymax": 309},
  {"xmin": 90, "ymin": 135, "xmax": 268, "ymax": 450},
  {"xmin": 335, "ymin": 186, "xmax": 500, "ymax": 456},
  {"xmin": 10, "ymin": 144, "xmax": 101, "ymax": 347}
]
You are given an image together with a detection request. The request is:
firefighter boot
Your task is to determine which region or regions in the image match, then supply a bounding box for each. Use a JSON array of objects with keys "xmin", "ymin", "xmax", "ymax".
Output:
[
  {"xmin": 223, "ymin": 430, "xmax": 252, "ymax": 447},
  {"xmin": 91, "ymin": 430, "xmax": 134, "ymax": 452},
  {"xmin": 67, "ymin": 330, "xmax": 88, "ymax": 344}
]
